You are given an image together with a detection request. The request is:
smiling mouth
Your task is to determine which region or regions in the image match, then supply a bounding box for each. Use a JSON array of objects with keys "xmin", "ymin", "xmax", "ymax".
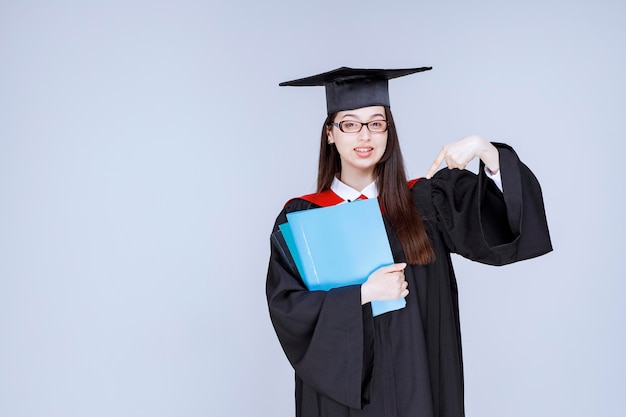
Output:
[{"xmin": 355, "ymin": 147, "xmax": 373, "ymax": 153}]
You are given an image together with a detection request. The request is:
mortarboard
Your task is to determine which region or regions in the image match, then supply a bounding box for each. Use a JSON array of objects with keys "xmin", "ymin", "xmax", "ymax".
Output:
[{"xmin": 279, "ymin": 66, "xmax": 432, "ymax": 114}]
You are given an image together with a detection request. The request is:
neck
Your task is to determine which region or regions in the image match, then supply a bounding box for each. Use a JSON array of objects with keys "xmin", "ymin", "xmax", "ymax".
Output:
[{"xmin": 339, "ymin": 168, "xmax": 376, "ymax": 192}]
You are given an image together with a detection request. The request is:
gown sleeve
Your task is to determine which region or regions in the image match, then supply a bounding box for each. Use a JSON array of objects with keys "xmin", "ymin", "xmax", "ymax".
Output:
[
  {"xmin": 425, "ymin": 142, "xmax": 552, "ymax": 265},
  {"xmin": 266, "ymin": 203, "xmax": 375, "ymax": 409}
]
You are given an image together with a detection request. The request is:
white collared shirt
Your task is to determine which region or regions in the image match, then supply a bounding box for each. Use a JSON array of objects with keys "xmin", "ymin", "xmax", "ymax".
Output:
[
  {"xmin": 330, "ymin": 177, "xmax": 378, "ymax": 202},
  {"xmin": 485, "ymin": 168, "xmax": 503, "ymax": 192}
]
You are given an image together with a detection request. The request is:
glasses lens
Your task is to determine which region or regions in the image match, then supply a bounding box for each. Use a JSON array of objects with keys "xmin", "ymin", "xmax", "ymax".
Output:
[
  {"xmin": 368, "ymin": 120, "xmax": 388, "ymax": 132},
  {"xmin": 340, "ymin": 121, "xmax": 362, "ymax": 133}
]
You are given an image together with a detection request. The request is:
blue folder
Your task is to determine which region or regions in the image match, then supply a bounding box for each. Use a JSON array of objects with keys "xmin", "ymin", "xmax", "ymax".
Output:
[{"xmin": 279, "ymin": 198, "xmax": 405, "ymax": 316}]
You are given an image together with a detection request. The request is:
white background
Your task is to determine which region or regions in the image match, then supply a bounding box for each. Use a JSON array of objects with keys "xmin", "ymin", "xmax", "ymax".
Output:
[{"xmin": 1, "ymin": 1, "xmax": 624, "ymax": 416}]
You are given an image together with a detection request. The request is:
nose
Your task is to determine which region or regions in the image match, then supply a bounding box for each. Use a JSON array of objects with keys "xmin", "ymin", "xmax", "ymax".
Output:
[{"xmin": 358, "ymin": 124, "xmax": 372, "ymax": 141}]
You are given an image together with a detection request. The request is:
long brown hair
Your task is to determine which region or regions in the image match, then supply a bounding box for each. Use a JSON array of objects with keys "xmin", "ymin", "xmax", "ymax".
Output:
[{"xmin": 317, "ymin": 107, "xmax": 435, "ymax": 265}]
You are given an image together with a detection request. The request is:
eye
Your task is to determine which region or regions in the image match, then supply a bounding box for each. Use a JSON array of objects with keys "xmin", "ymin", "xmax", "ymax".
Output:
[{"xmin": 342, "ymin": 121, "xmax": 358, "ymax": 129}]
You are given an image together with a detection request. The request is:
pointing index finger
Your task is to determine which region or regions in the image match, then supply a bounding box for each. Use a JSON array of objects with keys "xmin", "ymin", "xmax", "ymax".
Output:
[{"xmin": 426, "ymin": 149, "xmax": 445, "ymax": 179}]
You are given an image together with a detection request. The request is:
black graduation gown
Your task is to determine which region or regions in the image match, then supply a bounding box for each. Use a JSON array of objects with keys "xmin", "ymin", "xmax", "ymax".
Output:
[{"xmin": 266, "ymin": 143, "xmax": 552, "ymax": 417}]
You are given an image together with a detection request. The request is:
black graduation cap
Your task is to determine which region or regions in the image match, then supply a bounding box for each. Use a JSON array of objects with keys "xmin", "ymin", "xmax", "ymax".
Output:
[{"xmin": 279, "ymin": 66, "xmax": 432, "ymax": 114}]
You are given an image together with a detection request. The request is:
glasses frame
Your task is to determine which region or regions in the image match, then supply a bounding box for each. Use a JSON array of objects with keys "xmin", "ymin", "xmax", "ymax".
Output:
[{"xmin": 328, "ymin": 120, "xmax": 390, "ymax": 133}]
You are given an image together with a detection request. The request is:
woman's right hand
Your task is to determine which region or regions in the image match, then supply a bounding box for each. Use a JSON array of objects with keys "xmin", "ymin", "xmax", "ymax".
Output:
[{"xmin": 361, "ymin": 263, "xmax": 408, "ymax": 305}]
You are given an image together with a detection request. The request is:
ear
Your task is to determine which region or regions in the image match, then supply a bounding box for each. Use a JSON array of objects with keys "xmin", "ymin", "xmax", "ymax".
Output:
[{"xmin": 327, "ymin": 126, "xmax": 335, "ymax": 144}]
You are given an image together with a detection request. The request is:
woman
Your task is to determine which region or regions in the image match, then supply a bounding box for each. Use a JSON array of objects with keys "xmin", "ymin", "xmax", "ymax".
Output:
[{"xmin": 266, "ymin": 67, "xmax": 552, "ymax": 417}]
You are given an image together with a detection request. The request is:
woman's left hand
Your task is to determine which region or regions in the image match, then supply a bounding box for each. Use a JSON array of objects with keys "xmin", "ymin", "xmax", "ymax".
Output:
[{"xmin": 425, "ymin": 134, "xmax": 499, "ymax": 179}]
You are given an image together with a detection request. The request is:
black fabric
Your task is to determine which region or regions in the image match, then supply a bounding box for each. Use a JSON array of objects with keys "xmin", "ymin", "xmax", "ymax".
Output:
[
  {"xmin": 279, "ymin": 67, "xmax": 432, "ymax": 114},
  {"xmin": 325, "ymin": 78, "xmax": 390, "ymax": 114},
  {"xmin": 266, "ymin": 144, "xmax": 552, "ymax": 417}
]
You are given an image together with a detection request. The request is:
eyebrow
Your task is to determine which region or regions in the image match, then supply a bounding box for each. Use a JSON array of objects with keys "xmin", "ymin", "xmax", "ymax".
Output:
[{"xmin": 340, "ymin": 113, "xmax": 385, "ymax": 120}]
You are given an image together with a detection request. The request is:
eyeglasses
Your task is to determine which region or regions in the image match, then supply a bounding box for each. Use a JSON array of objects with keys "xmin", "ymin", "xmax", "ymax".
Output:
[{"xmin": 329, "ymin": 120, "xmax": 389, "ymax": 133}]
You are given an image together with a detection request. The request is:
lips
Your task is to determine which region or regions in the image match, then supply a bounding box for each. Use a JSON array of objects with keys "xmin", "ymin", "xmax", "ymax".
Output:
[{"xmin": 354, "ymin": 147, "xmax": 374, "ymax": 156}]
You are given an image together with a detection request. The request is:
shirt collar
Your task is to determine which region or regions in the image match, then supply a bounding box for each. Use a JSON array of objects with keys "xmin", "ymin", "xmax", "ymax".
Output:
[{"xmin": 330, "ymin": 177, "xmax": 379, "ymax": 202}]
